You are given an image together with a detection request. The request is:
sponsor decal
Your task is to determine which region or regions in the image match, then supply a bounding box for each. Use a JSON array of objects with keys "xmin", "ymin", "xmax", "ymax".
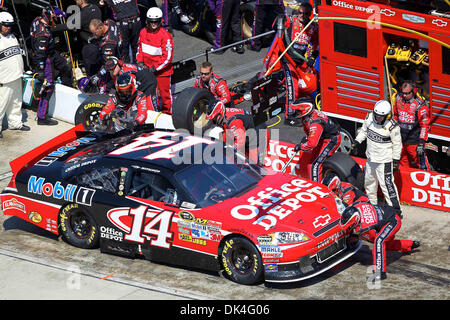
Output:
[
  {"xmin": 432, "ymin": 19, "xmax": 447, "ymax": 27},
  {"xmin": 402, "ymin": 14, "xmax": 425, "ymax": 24},
  {"xmin": 2, "ymin": 198, "xmax": 26, "ymax": 213},
  {"xmin": 46, "ymin": 218, "xmax": 58, "ymax": 233},
  {"xmin": 100, "ymin": 226, "xmax": 124, "ymax": 241},
  {"xmin": 48, "ymin": 137, "xmax": 96, "ymax": 157},
  {"xmin": 27, "ymin": 176, "xmax": 95, "ymax": 206},
  {"xmin": 28, "ymin": 211, "xmax": 42, "ymax": 224},
  {"xmin": 265, "ymin": 263, "xmax": 278, "ymax": 272},
  {"xmin": 331, "ymin": 0, "xmax": 376, "ymax": 13},
  {"xmin": 410, "ymin": 171, "xmax": 450, "ymax": 208},
  {"xmin": 230, "ymin": 178, "xmax": 328, "ymax": 230}
]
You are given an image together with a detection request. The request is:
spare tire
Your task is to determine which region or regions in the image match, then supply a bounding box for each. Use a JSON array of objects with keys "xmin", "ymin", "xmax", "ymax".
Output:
[
  {"xmin": 172, "ymin": 87, "xmax": 215, "ymax": 134},
  {"xmin": 323, "ymin": 152, "xmax": 364, "ymax": 191},
  {"xmin": 74, "ymin": 94, "xmax": 109, "ymax": 131}
]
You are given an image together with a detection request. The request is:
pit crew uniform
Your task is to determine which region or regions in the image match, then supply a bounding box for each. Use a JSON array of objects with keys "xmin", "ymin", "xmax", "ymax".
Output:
[
  {"xmin": 103, "ymin": 0, "xmax": 141, "ymax": 63},
  {"xmin": 136, "ymin": 25, "xmax": 174, "ymax": 114},
  {"xmin": 297, "ymin": 109, "xmax": 341, "ymax": 183},
  {"xmin": 283, "ymin": 14, "xmax": 319, "ymax": 117},
  {"xmin": 30, "ymin": 16, "xmax": 72, "ymax": 121},
  {"xmin": 250, "ymin": 0, "xmax": 285, "ymax": 52},
  {"xmin": 351, "ymin": 202, "xmax": 416, "ymax": 277},
  {"xmin": 99, "ymin": 90, "xmax": 149, "ymax": 126},
  {"xmin": 0, "ymin": 26, "xmax": 26, "ymax": 132},
  {"xmin": 392, "ymin": 94, "xmax": 431, "ymax": 170},
  {"xmin": 194, "ymin": 72, "xmax": 231, "ymax": 106},
  {"xmin": 223, "ymin": 108, "xmax": 262, "ymax": 164},
  {"xmin": 355, "ymin": 112, "xmax": 402, "ymax": 209},
  {"xmin": 207, "ymin": 0, "xmax": 243, "ymax": 50}
]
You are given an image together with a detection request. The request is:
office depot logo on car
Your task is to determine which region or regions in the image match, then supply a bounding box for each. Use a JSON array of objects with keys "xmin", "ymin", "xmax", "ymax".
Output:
[
  {"xmin": 230, "ymin": 178, "xmax": 329, "ymax": 230},
  {"xmin": 410, "ymin": 171, "xmax": 450, "ymax": 208}
]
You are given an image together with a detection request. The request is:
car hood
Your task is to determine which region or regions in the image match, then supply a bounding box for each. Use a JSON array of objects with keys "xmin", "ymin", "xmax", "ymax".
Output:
[{"xmin": 218, "ymin": 173, "xmax": 342, "ymax": 239}]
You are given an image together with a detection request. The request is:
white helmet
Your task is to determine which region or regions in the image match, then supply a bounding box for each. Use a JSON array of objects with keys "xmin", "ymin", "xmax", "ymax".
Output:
[
  {"xmin": 0, "ymin": 11, "xmax": 15, "ymax": 27},
  {"xmin": 373, "ymin": 100, "xmax": 391, "ymax": 125},
  {"xmin": 146, "ymin": 7, "xmax": 163, "ymax": 22}
]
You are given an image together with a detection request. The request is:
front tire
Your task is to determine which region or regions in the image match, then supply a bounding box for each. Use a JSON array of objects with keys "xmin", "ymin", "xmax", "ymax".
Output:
[
  {"xmin": 59, "ymin": 203, "xmax": 99, "ymax": 249},
  {"xmin": 220, "ymin": 236, "xmax": 264, "ymax": 285},
  {"xmin": 323, "ymin": 152, "xmax": 365, "ymax": 190}
]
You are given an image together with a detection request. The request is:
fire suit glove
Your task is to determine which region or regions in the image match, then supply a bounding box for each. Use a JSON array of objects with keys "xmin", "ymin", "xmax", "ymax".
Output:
[
  {"xmin": 90, "ymin": 74, "xmax": 100, "ymax": 85},
  {"xmin": 393, "ymin": 159, "xmax": 400, "ymax": 172},
  {"xmin": 416, "ymin": 140, "xmax": 425, "ymax": 156},
  {"xmin": 294, "ymin": 144, "xmax": 305, "ymax": 153}
]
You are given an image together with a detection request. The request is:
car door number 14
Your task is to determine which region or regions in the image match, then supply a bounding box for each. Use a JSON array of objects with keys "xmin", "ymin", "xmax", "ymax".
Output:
[{"xmin": 121, "ymin": 205, "xmax": 174, "ymax": 249}]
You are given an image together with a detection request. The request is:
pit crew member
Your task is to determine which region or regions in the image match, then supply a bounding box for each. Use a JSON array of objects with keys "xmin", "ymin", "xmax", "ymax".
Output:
[
  {"xmin": 392, "ymin": 80, "xmax": 431, "ymax": 170},
  {"xmin": 98, "ymin": 73, "xmax": 149, "ymax": 129},
  {"xmin": 291, "ymin": 97, "xmax": 341, "ymax": 183},
  {"xmin": 136, "ymin": 7, "xmax": 174, "ymax": 114},
  {"xmin": 340, "ymin": 202, "xmax": 420, "ymax": 282},
  {"xmin": 282, "ymin": 2, "xmax": 319, "ymax": 117},
  {"xmin": 0, "ymin": 11, "xmax": 30, "ymax": 137},
  {"xmin": 194, "ymin": 61, "xmax": 231, "ymax": 106},
  {"xmin": 322, "ymin": 173, "xmax": 369, "ymax": 206},
  {"xmin": 206, "ymin": 101, "xmax": 265, "ymax": 164},
  {"xmin": 354, "ymin": 100, "xmax": 402, "ymax": 210},
  {"xmin": 30, "ymin": 6, "xmax": 72, "ymax": 126}
]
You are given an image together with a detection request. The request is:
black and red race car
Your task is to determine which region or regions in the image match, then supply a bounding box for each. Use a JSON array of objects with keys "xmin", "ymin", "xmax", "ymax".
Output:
[{"xmin": 1, "ymin": 124, "xmax": 361, "ymax": 285}]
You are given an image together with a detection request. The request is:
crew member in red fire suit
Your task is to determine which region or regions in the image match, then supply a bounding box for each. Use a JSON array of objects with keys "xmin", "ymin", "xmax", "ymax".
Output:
[
  {"xmin": 282, "ymin": 2, "xmax": 319, "ymax": 117},
  {"xmin": 291, "ymin": 97, "xmax": 341, "ymax": 183},
  {"xmin": 249, "ymin": 0, "xmax": 285, "ymax": 52},
  {"xmin": 340, "ymin": 202, "xmax": 420, "ymax": 281},
  {"xmin": 136, "ymin": 7, "xmax": 174, "ymax": 114},
  {"xmin": 194, "ymin": 61, "xmax": 231, "ymax": 106},
  {"xmin": 322, "ymin": 173, "xmax": 369, "ymax": 206},
  {"xmin": 99, "ymin": 73, "xmax": 148, "ymax": 130},
  {"xmin": 206, "ymin": 101, "xmax": 265, "ymax": 164},
  {"xmin": 392, "ymin": 80, "xmax": 431, "ymax": 170}
]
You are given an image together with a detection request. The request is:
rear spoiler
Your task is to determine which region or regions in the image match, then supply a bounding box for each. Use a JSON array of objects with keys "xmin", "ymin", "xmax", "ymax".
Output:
[{"xmin": 9, "ymin": 124, "xmax": 87, "ymax": 176}]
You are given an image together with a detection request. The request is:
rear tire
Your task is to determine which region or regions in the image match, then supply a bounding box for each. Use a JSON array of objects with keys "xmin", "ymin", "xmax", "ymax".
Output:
[
  {"xmin": 59, "ymin": 203, "xmax": 99, "ymax": 249},
  {"xmin": 323, "ymin": 152, "xmax": 364, "ymax": 190},
  {"xmin": 74, "ymin": 94, "xmax": 109, "ymax": 131},
  {"xmin": 172, "ymin": 87, "xmax": 215, "ymax": 134}
]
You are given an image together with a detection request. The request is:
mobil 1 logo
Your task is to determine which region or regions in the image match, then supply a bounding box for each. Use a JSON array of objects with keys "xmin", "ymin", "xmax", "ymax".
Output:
[{"xmin": 75, "ymin": 187, "xmax": 96, "ymax": 206}]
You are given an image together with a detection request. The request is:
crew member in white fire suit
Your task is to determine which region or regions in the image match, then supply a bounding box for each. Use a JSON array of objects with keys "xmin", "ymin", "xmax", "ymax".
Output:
[{"xmin": 354, "ymin": 100, "xmax": 402, "ymax": 210}]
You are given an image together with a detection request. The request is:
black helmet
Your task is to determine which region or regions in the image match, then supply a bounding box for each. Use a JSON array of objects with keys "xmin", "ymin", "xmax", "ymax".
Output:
[
  {"xmin": 340, "ymin": 206, "xmax": 360, "ymax": 229},
  {"xmin": 115, "ymin": 73, "xmax": 136, "ymax": 104}
]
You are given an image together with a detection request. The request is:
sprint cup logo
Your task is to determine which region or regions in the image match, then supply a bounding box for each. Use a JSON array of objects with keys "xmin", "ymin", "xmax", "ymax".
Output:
[{"xmin": 2, "ymin": 198, "xmax": 26, "ymax": 213}]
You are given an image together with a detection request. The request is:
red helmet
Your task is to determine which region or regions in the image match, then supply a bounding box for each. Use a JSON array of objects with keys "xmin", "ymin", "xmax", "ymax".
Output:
[
  {"xmin": 206, "ymin": 100, "xmax": 225, "ymax": 123},
  {"xmin": 289, "ymin": 97, "xmax": 314, "ymax": 119}
]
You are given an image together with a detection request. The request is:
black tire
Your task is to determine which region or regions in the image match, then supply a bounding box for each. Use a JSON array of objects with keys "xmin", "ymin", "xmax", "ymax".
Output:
[
  {"xmin": 323, "ymin": 152, "xmax": 365, "ymax": 190},
  {"xmin": 172, "ymin": 87, "xmax": 215, "ymax": 134},
  {"xmin": 74, "ymin": 94, "xmax": 109, "ymax": 131},
  {"xmin": 220, "ymin": 236, "xmax": 264, "ymax": 285},
  {"xmin": 59, "ymin": 203, "xmax": 99, "ymax": 249}
]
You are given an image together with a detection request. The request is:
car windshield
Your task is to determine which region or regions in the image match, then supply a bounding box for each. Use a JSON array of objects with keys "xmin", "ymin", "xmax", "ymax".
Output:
[{"xmin": 176, "ymin": 158, "xmax": 264, "ymax": 207}]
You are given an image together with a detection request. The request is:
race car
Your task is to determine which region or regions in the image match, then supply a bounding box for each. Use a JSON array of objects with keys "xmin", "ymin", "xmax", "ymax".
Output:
[{"xmin": 1, "ymin": 124, "xmax": 361, "ymax": 285}]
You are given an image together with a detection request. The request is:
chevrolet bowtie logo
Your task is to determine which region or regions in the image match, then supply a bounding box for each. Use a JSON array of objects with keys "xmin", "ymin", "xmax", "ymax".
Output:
[{"xmin": 313, "ymin": 214, "xmax": 332, "ymax": 228}]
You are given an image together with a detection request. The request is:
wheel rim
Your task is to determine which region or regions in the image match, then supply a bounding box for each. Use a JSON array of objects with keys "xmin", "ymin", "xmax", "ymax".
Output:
[
  {"xmin": 69, "ymin": 211, "xmax": 92, "ymax": 239},
  {"xmin": 337, "ymin": 130, "xmax": 354, "ymax": 154},
  {"xmin": 83, "ymin": 109, "xmax": 101, "ymax": 131},
  {"xmin": 192, "ymin": 98, "xmax": 210, "ymax": 129},
  {"xmin": 231, "ymin": 246, "xmax": 254, "ymax": 275}
]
